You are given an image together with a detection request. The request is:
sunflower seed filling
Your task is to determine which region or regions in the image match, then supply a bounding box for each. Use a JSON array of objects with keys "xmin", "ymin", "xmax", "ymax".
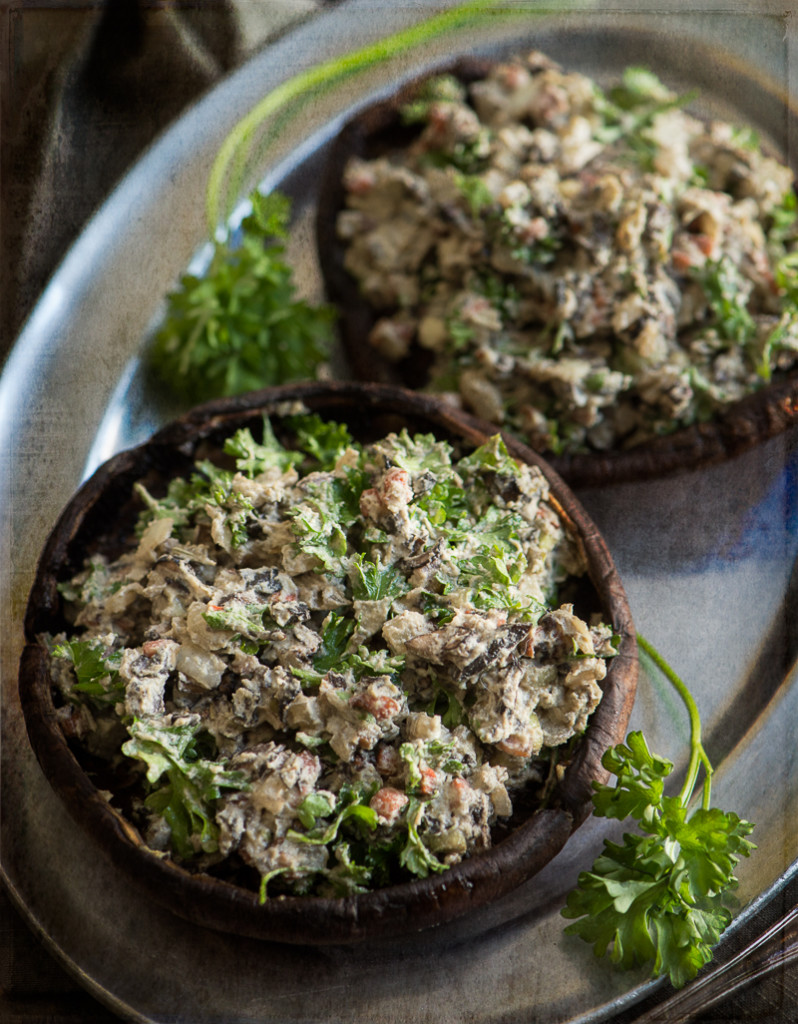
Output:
[
  {"xmin": 47, "ymin": 412, "xmax": 615, "ymax": 898},
  {"xmin": 336, "ymin": 53, "xmax": 798, "ymax": 455}
]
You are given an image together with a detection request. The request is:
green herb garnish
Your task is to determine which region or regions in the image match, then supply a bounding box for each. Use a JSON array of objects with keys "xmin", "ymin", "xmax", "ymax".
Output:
[
  {"xmin": 562, "ymin": 635, "xmax": 755, "ymax": 990},
  {"xmin": 147, "ymin": 190, "xmax": 335, "ymax": 404},
  {"xmin": 400, "ymin": 797, "xmax": 449, "ymax": 877},
  {"xmin": 289, "ymin": 413, "xmax": 355, "ymax": 471},
  {"xmin": 123, "ymin": 719, "xmax": 248, "ymax": 860},
  {"xmin": 52, "ymin": 638, "xmax": 123, "ymax": 705},
  {"xmin": 224, "ymin": 416, "xmax": 303, "ymax": 477},
  {"xmin": 350, "ymin": 554, "xmax": 408, "ymax": 602},
  {"xmin": 312, "ymin": 611, "xmax": 356, "ymax": 673},
  {"xmin": 594, "ymin": 66, "xmax": 698, "ymax": 154},
  {"xmin": 136, "ymin": 458, "xmax": 256, "ymax": 547},
  {"xmin": 695, "ymin": 256, "xmax": 757, "ymax": 348},
  {"xmin": 202, "ymin": 601, "xmax": 275, "ymax": 643},
  {"xmin": 287, "ymin": 784, "xmax": 378, "ymax": 846}
]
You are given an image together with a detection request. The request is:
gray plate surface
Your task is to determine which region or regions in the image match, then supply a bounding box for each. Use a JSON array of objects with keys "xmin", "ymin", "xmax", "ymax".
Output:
[{"xmin": 3, "ymin": 2, "xmax": 798, "ymax": 1021}]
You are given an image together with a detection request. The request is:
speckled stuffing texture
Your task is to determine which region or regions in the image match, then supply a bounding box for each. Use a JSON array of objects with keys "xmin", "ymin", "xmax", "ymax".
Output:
[
  {"xmin": 46, "ymin": 412, "xmax": 615, "ymax": 899},
  {"xmin": 335, "ymin": 51, "xmax": 798, "ymax": 456}
]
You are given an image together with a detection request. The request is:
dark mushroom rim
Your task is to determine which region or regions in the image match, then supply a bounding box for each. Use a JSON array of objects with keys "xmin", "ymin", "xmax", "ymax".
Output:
[
  {"xmin": 19, "ymin": 381, "xmax": 637, "ymax": 945},
  {"xmin": 314, "ymin": 57, "xmax": 798, "ymax": 489}
]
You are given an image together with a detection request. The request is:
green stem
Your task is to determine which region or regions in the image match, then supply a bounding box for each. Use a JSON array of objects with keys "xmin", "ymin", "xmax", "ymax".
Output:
[
  {"xmin": 637, "ymin": 634, "xmax": 713, "ymax": 809},
  {"xmin": 206, "ymin": 0, "xmax": 507, "ymax": 233},
  {"xmin": 259, "ymin": 866, "xmax": 290, "ymax": 903}
]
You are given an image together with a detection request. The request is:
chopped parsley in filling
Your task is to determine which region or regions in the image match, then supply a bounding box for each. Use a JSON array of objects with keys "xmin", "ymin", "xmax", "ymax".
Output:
[
  {"xmin": 48, "ymin": 412, "xmax": 615, "ymax": 899},
  {"xmin": 337, "ymin": 53, "xmax": 798, "ymax": 454}
]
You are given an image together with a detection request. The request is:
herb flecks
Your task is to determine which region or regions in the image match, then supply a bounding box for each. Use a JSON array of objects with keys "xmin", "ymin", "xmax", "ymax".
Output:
[{"xmin": 52, "ymin": 412, "xmax": 615, "ymax": 901}]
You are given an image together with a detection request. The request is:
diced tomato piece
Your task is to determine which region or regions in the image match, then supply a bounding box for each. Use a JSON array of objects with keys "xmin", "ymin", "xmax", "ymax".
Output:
[
  {"xmin": 351, "ymin": 691, "xmax": 401, "ymax": 722},
  {"xmin": 497, "ymin": 732, "xmax": 535, "ymax": 759},
  {"xmin": 369, "ymin": 786, "xmax": 408, "ymax": 824},
  {"xmin": 419, "ymin": 767, "xmax": 439, "ymax": 796}
]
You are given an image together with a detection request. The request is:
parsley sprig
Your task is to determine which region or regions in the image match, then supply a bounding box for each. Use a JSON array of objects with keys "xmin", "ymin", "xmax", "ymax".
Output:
[
  {"xmin": 135, "ymin": 458, "xmax": 256, "ymax": 547},
  {"xmin": 223, "ymin": 416, "xmax": 304, "ymax": 476},
  {"xmin": 147, "ymin": 190, "xmax": 336, "ymax": 404},
  {"xmin": 52, "ymin": 637, "xmax": 124, "ymax": 706},
  {"xmin": 350, "ymin": 554, "xmax": 408, "ymax": 602},
  {"xmin": 287, "ymin": 785, "xmax": 378, "ymax": 848},
  {"xmin": 122, "ymin": 719, "xmax": 248, "ymax": 860},
  {"xmin": 562, "ymin": 636, "xmax": 755, "ymax": 990}
]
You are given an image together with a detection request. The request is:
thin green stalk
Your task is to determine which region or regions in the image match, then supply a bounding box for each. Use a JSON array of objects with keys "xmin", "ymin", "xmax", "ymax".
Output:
[
  {"xmin": 637, "ymin": 634, "xmax": 714, "ymax": 809},
  {"xmin": 206, "ymin": 0, "xmax": 508, "ymax": 233}
]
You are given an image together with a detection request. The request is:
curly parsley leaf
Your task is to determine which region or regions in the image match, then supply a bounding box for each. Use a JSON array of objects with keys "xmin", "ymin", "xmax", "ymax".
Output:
[
  {"xmin": 401, "ymin": 739, "xmax": 464, "ymax": 788},
  {"xmin": 123, "ymin": 719, "xmax": 248, "ymax": 860},
  {"xmin": 609, "ymin": 66, "xmax": 675, "ymax": 109},
  {"xmin": 426, "ymin": 682, "xmax": 468, "ymax": 728},
  {"xmin": 289, "ymin": 414, "xmax": 356, "ymax": 471},
  {"xmin": 593, "ymin": 66, "xmax": 698, "ymax": 159},
  {"xmin": 147, "ymin": 189, "xmax": 336, "ymax": 405},
  {"xmin": 400, "ymin": 798, "xmax": 449, "ymax": 877},
  {"xmin": 591, "ymin": 731, "xmax": 674, "ymax": 822},
  {"xmin": 325, "ymin": 842, "xmax": 374, "ymax": 896},
  {"xmin": 454, "ymin": 171, "xmax": 496, "ymax": 216},
  {"xmin": 135, "ymin": 458, "xmax": 256, "ymax": 547},
  {"xmin": 470, "ymin": 505, "xmax": 527, "ymax": 549},
  {"xmin": 350, "ymin": 554, "xmax": 409, "ymax": 602},
  {"xmin": 456, "ymin": 433, "xmax": 521, "ymax": 482},
  {"xmin": 57, "ymin": 560, "xmax": 121, "ymax": 605},
  {"xmin": 346, "ymin": 646, "xmax": 406, "ymax": 681},
  {"xmin": 451, "ymin": 507, "xmax": 529, "ymax": 603},
  {"xmin": 312, "ymin": 611, "xmax": 356, "ymax": 673},
  {"xmin": 290, "ymin": 464, "xmax": 370, "ymax": 574},
  {"xmin": 308, "ymin": 472, "xmax": 367, "ymax": 527},
  {"xmin": 767, "ymin": 189, "xmax": 798, "ymax": 254},
  {"xmin": 202, "ymin": 600, "xmax": 275, "ymax": 644},
  {"xmin": 755, "ymin": 310, "xmax": 798, "ymax": 383},
  {"xmin": 415, "ymin": 477, "xmax": 471, "ymax": 527},
  {"xmin": 563, "ymin": 797, "xmax": 753, "ymax": 989},
  {"xmin": 52, "ymin": 637, "xmax": 124, "ymax": 705},
  {"xmin": 457, "ymin": 546, "xmax": 524, "ymax": 590},
  {"xmin": 224, "ymin": 416, "xmax": 302, "ymax": 477},
  {"xmin": 562, "ymin": 640, "xmax": 755, "ymax": 991},
  {"xmin": 693, "ymin": 256, "xmax": 757, "ymax": 348},
  {"xmin": 399, "ymin": 73, "xmax": 467, "ymax": 125},
  {"xmin": 295, "ymin": 640, "xmax": 406, "ymax": 688},
  {"xmin": 372, "ymin": 429, "xmax": 454, "ymax": 478},
  {"xmin": 291, "ymin": 503, "xmax": 348, "ymax": 574},
  {"xmin": 287, "ymin": 784, "xmax": 378, "ymax": 846}
]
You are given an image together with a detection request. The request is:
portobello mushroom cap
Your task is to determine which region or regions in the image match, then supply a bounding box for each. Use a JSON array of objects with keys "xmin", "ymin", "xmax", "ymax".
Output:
[
  {"xmin": 315, "ymin": 57, "xmax": 798, "ymax": 488},
  {"xmin": 19, "ymin": 381, "xmax": 637, "ymax": 944}
]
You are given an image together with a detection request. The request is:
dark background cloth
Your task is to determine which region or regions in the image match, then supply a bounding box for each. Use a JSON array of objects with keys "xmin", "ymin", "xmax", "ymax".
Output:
[
  {"xmin": 1, "ymin": 0, "xmax": 244, "ymax": 360},
  {"xmin": 1, "ymin": 2, "xmax": 797, "ymax": 1020}
]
